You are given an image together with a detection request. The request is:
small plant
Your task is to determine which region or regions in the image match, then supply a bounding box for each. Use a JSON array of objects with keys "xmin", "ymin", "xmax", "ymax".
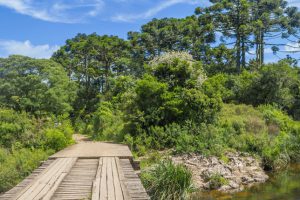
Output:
[
  {"xmin": 141, "ymin": 160, "xmax": 194, "ymax": 200},
  {"xmin": 140, "ymin": 151, "xmax": 163, "ymax": 168},
  {"xmin": 44, "ymin": 129, "xmax": 69, "ymax": 151},
  {"xmin": 207, "ymin": 173, "xmax": 229, "ymax": 189}
]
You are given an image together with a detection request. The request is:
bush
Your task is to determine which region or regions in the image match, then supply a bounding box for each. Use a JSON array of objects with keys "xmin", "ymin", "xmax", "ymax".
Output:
[
  {"xmin": 44, "ymin": 129, "xmax": 69, "ymax": 151},
  {"xmin": 202, "ymin": 74, "xmax": 234, "ymax": 101},
  {"xmin": 0, "ymin": 109, "xmax": 43, "ymax": 149},
  {"xmin": 153, "ymin": 104, "xmax": 300, "ymax": 170},
  {"xmin": 148, "ymin": 51, "xmax": 207, "ymax": 89},
  {"xmin": 92, "ymin": 101, "xmax": 125, "ymax": 141},
  {"xmin": 0, "ymin": 148, "xmax": 50, "ymax": 192},
  {"xmin": 0, "ymin": 55, "xmax": 77, "ymax": 116},
  {"xmin": 141, "ymin": 160, "xmax": 193, "ymax": 200},
  {"xmin": 205, "ymin": 173, "xmax": 229, "ymax": 189}
]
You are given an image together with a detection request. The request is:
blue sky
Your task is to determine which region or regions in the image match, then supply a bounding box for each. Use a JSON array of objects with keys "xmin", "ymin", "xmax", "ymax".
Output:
[{"xmin": 0, "ymin": 0, "xmax": 299, "ymax": 62}]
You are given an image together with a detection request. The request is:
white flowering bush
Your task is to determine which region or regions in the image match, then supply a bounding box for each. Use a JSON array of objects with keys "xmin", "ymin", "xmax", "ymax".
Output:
[
  {"xmin": 149, "ymin": 51, "xmax": 194, "ymax": 66},
  {"xmin": 148, "ymin": 51, "xmax": 207, "ymax": 88}
]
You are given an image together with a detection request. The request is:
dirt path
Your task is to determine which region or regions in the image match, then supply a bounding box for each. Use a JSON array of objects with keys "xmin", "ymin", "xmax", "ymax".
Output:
[
  {"xmin": 72, "ymin": 133, "xmax": 90, "ymax": 143},
  {"xmin": 50, "ymin": 134, "xmax": 133, "ymax": 159}
]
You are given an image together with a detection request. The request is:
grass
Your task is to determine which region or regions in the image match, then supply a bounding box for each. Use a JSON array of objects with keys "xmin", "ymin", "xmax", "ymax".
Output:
[
  {"xmin": 0, "ymin": 148, "xmax": 51, "ymax": 192},
  {"xmin": 206, "ymin": 173, "xmax": 229, "ymax": 189},
  {"xmin": 141, "ymin": 160, "xmax": 194, "ymax": 200}
]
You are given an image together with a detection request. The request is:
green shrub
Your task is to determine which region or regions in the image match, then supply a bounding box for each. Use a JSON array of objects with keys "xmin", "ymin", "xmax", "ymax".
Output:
[
  {"xmin": 44, "ymin": 129, "xmax": 69, "ymax": 151},
  {"xmin": 140, "ymin": 151, "xmax": 163, "ymax": 168},
  {"xmin": 202, "ymin": 73, "xmax": 233, "ymax": 101},
  {"xmin": 141, "ymin": 160, "xmax": 193, "ymax": 200},
  {"xmin": 92, "ymin": 101, "xmax": 125, "ymax": 142},
  {"xmin": 206, "ymin": 173, "xmax": 229, "ymax": 189},
  {"xmin": 0, "ymin": 109, "xmax": 37, "ymax": 149},
  {"xmin": 0, "ymin": 148, "xmax": 50, "ymax": 192},
  {"xmin": 175, "ymin": 131, "xmax": 196, "ymax": 154},
  {"xmin": 0, "ymin": 55, "xmax": 77, "ymax": 116}
]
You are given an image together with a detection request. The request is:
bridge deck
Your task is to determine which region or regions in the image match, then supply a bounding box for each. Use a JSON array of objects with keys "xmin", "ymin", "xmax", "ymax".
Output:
[
  {"xmin": 0, "ymin": 141, "xmax": 149, "ymax": 200},
  {"xmin": 50, "ymin": 142, "xmax": 133, "ymax": 159}
]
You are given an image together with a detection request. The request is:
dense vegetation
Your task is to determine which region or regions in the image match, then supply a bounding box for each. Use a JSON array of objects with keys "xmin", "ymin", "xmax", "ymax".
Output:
[
  {"xmin": 0, "ymin": 57, "xmax": 75, "ymax": 192},
  {"xmin": 1, "ymin": 0, "xmax": 300, "ymax": 198}
]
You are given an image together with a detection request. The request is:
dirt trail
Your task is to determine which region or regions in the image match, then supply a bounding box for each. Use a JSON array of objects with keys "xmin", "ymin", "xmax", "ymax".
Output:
[
  {"xmin": 72, "ymin": 134, "xmax": 90, "ymax": 143},
  {"xmin": 50, "ymin": 134, "xmax": 133, "ymax": 159}
]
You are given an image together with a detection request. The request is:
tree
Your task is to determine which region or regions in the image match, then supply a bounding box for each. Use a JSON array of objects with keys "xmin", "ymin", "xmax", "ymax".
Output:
[
  {"xmin": 128, "ymin": 16, "xmax": 216, "ymax": 60},
  {"xmin": 53, "ymin": 33, "xmax": 130, "ymax": 93},
  {"xmin": 125, "ymin": 52, "xmax": 221, "ymax": 135},
  {"xmin": 52, "ymin": 33, "xmax": 131, "ymax": 116},
  {"xmin": 197, "ymin": 0, "xmax": 252, "ymax": 72},
  {"xmin": 196, "ymin": 0, "xmax": 300, "ymax": 70},
  {"xmin": 246, "ymin": 62, "xmax": 299, "ymax": 111},
  {"xmin": 148, "ymin": 52, "xmax": 207, "ymax": 88},
  {"xmin": 0, "ymin": 55, "xmax": 77, "ymax": 117},
  {"xmin": 250, "ymin": 0, "xmax": 300, "ymax": 67}
]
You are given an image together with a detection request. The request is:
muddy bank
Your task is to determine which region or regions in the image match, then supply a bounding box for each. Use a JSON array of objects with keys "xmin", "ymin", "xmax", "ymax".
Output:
[{"xmin": 172, "ymin": 152, "xmax": 268, "ymax": 192}]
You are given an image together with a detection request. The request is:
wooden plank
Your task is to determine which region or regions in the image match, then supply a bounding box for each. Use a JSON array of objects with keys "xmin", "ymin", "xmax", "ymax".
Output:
[
  {"xmin": 16, "ymin": 158, "xmax": 76, "ymax": 200},
  {"xmin": 52, "ymin": 158, "xmax": 98, "ymax": 200},
  {"xmin": 119, "ymin": 159, "xmax": 150, "ymax": 200},
  {"xmin": 16, "ymin": 158, "xmax": 67, "ymax": 200},
  {"xmin": 92, "ymin": 158, "xmax": 103, "ymax": 200},
  {"xmin": 107, "ymin": 157, "xmax": 115, "ymax": 200},
  {"xmin": 29, "ymin": 158, "xmax": 70, "ymax": 199},
  {"xmin": 112, "ymin": 157, "xmax": 124, "ymax": 200},
  {"xmin": 116, "ymin": 158, "xmax": 131, "ymax": 200},
  {"xmin": 99, "ymin": 157, "xmax": 108, "ymax": 200},
  {"xmin": 50, "ymin": 142, "xmax": 133, "ymax": 159},
  {"xmin": 42, "ymin": 158, "xmax": 77, "ymax": 200},
  {"xmin": 0, "ymin": 160, "xmax": 54, "ymax": 200},
  {"xmin": 13, "ymin": 159, "xmax": 61, "ymax": 199}
]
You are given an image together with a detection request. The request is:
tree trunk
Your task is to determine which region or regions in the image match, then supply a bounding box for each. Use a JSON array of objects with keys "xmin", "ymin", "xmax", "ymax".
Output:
[
  {"xmin": 236, "ymin": 33, "xmax": 241, "ymax": 73},
  {"xmin": 242, "ymin": 36, "xmax": 246, "ymax": 69},
  {"xmin": 261, "ymin": 32, "xmax": 264, "ymax": 65}
]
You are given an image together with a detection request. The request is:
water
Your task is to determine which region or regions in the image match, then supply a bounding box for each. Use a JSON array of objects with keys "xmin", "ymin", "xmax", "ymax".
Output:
[{"xmin": 192, "ymin": 164, "xmax": 300, "ymax": 200}]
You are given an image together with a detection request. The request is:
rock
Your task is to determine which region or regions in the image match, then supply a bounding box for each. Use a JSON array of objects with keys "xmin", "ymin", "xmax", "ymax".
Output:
[
  {"xmin": 242, "ymin": 176, "xmax": 254, "ymax": 184},
  {"xmin": 172, "ymin": 152, "xmax": 269, "ymax": 193},
  {"xmin": 219, "ymin": 185, "xmax": 232, "ymax": 191},
  {"xmin": 228, "ymin": 181, "xmax": 239, "ymax": 189}
]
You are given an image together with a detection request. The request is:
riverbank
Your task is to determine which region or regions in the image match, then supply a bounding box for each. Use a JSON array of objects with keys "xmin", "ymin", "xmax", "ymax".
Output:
[
  {"xmin": 172, "ymin": 152, "xmax": 268, "ymax": 192},
  {"xmin": 191, "ymin": 163, "xmax": 300, "ymax": 200}
]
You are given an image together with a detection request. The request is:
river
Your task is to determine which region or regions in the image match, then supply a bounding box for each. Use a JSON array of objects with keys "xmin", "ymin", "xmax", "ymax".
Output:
[{"xmin": 192, "ymin": 164, "xmax": 300, "ymax": 200}]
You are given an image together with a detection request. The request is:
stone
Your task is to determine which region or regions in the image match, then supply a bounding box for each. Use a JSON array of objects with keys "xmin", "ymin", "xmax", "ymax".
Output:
[{"xmin": 172, "ymin": 152, "xmax": 269, "ymax": 193}]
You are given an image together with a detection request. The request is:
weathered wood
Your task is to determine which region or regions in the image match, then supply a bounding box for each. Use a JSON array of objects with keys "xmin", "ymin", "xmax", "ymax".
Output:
[
  {"xmin": 107, "ymin": 158, "xmax": 115, "ymax": 200},
  {"xmin": 42, "ymin": 158, "xmax": 77, "ymax": 200},
  {"xmin": 116, "ymin": 158, "xmax": 131, "ymax": 200},
  {"xmin": 1, "ymin": 141, "xmax": 149, "ymax": 200},
  {"xmin": 99, "ymin": 157, "xmax": 108, "ymax": 200},
  {"xmin": 92, "ymin": 158, "xmax": 103, "ymax": 200},
  {"xmin": 13, "ymin": 158, "xmax": 76, "ymax": 200},
  {"xmin": 16, "ymin": 158, "xmax": 66, "ymax": 200},
  {"xmin": 119, "ymin": 159, "xmax": 150, "ymax": 200},
  {"xmin": 52, "ymin": 158, "xmax": 98, "ymax": 200},
  {"xmin": 50, "ymin": 142, "xmax": 133, "ymax": 159},
  {"xmin": 112, "ymin": 158, "xmax": 124, "ymax": 200}
]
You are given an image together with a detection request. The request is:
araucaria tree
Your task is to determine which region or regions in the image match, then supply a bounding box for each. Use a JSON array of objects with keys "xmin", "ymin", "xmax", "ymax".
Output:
[
  {"xmin": 196, "ymin": 0, "xmax": 300, "ymax": 72},
  {"xmin": 52, "ymin": 33, "xmax": 131, "ymax": 115}
]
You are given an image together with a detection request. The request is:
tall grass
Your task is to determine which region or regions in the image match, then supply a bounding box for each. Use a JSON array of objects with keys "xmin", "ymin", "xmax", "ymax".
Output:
[
  {"xmin": 0, "ymin": 148, "xmax": 51, "ymax": 192},
  {"xmin": 141, "ymin": 160, "xmax": 194, "ymax": 200}
]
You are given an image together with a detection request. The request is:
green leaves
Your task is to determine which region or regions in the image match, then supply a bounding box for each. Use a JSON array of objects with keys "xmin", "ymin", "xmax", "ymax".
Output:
[
  {"xmin": 141, "ymin": 160, "xmax": 193, "ymax": 200},
  {"xmin": 0, "ymin": 55, "xmax": 77, "ymax": 117}
]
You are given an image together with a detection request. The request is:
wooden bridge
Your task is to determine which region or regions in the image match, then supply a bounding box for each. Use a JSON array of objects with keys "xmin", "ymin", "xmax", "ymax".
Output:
[{"xmin": 0, "ymin": 138, "xmax": 149, "ymax": 200}]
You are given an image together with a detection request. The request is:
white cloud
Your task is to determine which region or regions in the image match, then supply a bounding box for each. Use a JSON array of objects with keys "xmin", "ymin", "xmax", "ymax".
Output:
[
  {"xmin": 287, "ymin": 0, "xmax": 300, "ymax": 8},
  {"xmin": 112, "ymin": 0, "xmax": 202, "ymax": 22},
  {"xmin": 285, "ymin": 42, "xmax": 300, "ymax": 52},
  {"xmin": 0, "ymin": 40, "xmax": 59, "ymax": 59},
  {"xmin": 0, "ymin": 0, "xmax": 104, "ymax": 23}
]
